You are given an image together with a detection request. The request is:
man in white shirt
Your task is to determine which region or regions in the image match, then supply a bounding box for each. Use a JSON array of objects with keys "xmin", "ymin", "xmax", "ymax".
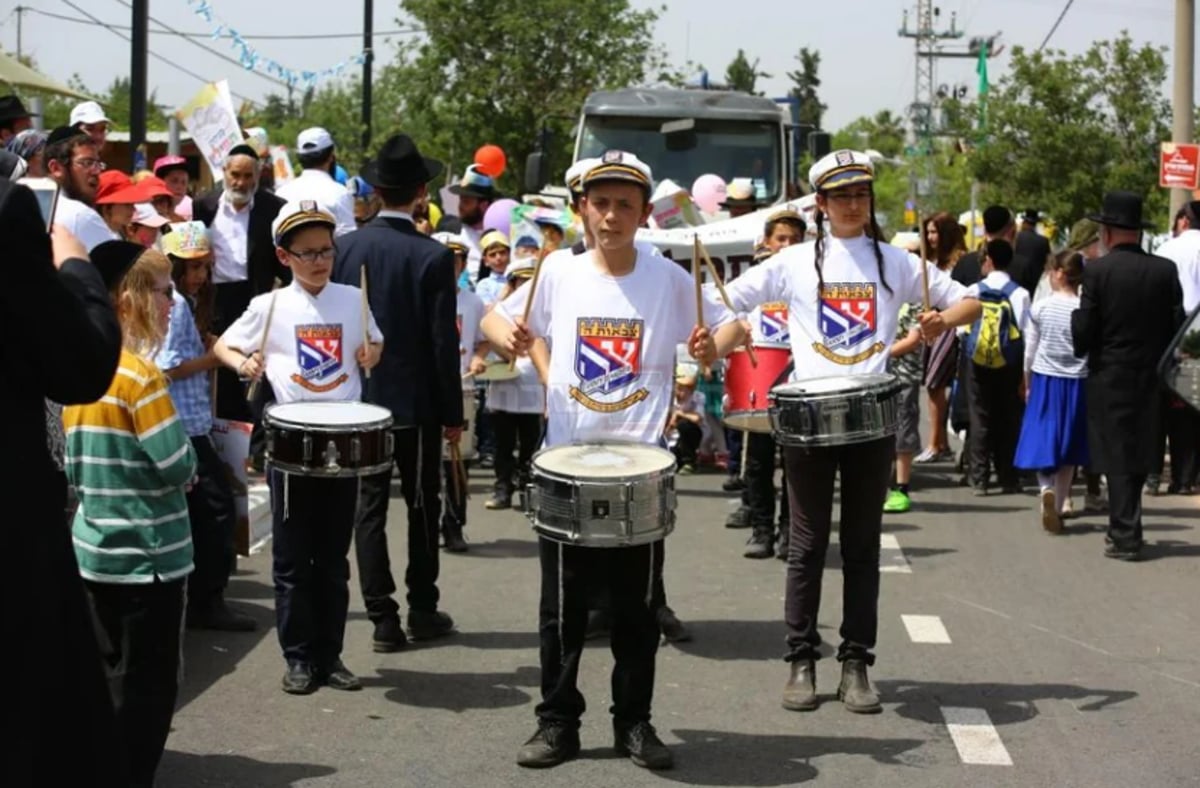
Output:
[
  {"xmin": 44, "ymin": 127, "xmax": 116, "ymax": 252},
  {"xmin": 448, "ymin": 166, "xmax": 498, "ymax": 283},
  {"xmin": 1157, "ymin": 200, "xmax": 1200, "ymax": 315},
  {"xmin": 275, "ymin": 128, "xmax": 357, "ymax": 237}
]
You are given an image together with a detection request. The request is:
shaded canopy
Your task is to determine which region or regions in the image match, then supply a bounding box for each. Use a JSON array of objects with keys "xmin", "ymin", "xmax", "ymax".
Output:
[{"xmin": 0, "ymin": 50, "xmax": 92, "ymax": 100}]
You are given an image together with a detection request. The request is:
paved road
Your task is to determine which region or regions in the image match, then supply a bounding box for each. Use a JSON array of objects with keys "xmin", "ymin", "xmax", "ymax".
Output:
[{"xmin": 160, "ymin": 455, "xmax": 1200, "ymax": 787}]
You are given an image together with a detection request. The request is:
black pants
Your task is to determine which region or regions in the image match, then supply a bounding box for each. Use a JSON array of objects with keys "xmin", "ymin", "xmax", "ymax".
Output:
[
  {"xmin": 269, "ymin": 470, "xmax": 357, "ymax": 667},
  {"xmin": 537, "ymin": 537, "xmax": 662, "ymax": 726},
  {"xmin": 1106, "ymin": 472, "xmax": 1146, "ymax": 551},
  {"xmin": 725, "ymin": 428, "xmax": 744, "ymax": 476},
  {"xmin": 186, "ymin": 434, "xmax": 237, "ymax": 611},
  {"xmin": 84, "ymin": 578, "xmax": 186, "ymax": 788},
  {"xmin": 967, "ymin": 364, "xmax": 1022, "ymax": 489},
  {"xmin": 442, "ymin": 460, "xmax": 467, "ymax": 529},
  {"xmin": 673, "ymin": 420, "xmax": 702, "ymax": 467},
  {"xmin": 355, "ymin": 425, "xmax": 444, "ymax": 622},
  {"xmin": 746, "ymin": 431, "xmax": 789, "ymax": 533},
  {"xmin": 783, "ymin": 436, "xmax": 894, "ymax": 664},
  {"xmin": 1150, "ymin": 398, "xmax": 1200, "ymax": 488},
  {"xmin": 492, "ymin": 411, "xmax": 542, "ymax": 499}
]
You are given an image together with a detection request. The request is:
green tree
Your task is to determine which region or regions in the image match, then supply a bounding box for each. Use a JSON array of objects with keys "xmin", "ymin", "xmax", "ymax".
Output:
[
  {"xmin": 787, "ymin": 47, "xmax": 826, "ymax": 130},
  {"xmin": 724, "ymin": 49, "xmax": 770, "ymax": 96},
  {"xmin": 833, "ymin": 110, "xmax": 907, "ymax": 159}
]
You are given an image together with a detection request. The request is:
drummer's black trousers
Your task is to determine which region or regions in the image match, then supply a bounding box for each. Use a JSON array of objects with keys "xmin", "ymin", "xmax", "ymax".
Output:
[
  {"xmin": 536, "ymin": 537, "xmax": 662, "ymax": 727},
  {"xmin": 746, "ymin": 431, "xmax": 789, "ymax": 534},
  {"xmin": 782, "ymin": 436, "xmax": 894, "ymax": 665}
]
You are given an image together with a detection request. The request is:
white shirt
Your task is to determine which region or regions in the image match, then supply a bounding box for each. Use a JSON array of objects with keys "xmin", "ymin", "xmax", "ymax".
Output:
[
  {"xmin": 220, "ymin": 280, "xmax": 383, "ymax": 405},
  {"xmin": 462, "ymin": 225, "xmax": 485, "ymax": 283},
  {"xmin": 275, "ymin": 169, "xmax": 357, "ymax": 237},
  {"xmin": 210, "ymin": 194, "xmax": 252, "ymax": 284},
  {"xmin": 1025, "ymin": 292, "xmax": 1087, "ymax": 378},
  {"xmin": 457, "ymin": 288, "xmax": 485, "ymax": 383},
  {"xmin": 55, "ymin": 196, "xmax": 117, "ymax": 251},
  {"xmin": 965, "ymin": 270, "xmax": 1032, "ymax": 334},
  {"xmin": 487, "ymin": 356, "xmax": 545, "ymax": 414},
  {"xmin": 495, "ymin": 247, "xmax": 734, "ymax": 447},
  {"xmin": 725, "ymin": 234, "xmax": 968, "ymax": 380},
  {"xmin": 1157, "ymin": 229, "xmax": 1200, "ymax": 313}
]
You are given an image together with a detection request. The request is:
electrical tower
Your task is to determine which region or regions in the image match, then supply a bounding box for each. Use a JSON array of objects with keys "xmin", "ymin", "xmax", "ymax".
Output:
[{"xmin": 899, "ymin": 2, "xmax": 961, "ymax": 204}]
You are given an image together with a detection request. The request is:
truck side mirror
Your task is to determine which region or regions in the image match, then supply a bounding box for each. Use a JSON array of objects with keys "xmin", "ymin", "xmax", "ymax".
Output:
[
  {"xmin": 1161, "ymin": 306, "xmax": 1200, "ymax": 414},
  {"xmin": 524, "ymin": 152, "xmax": 547, "ymax": 194}
]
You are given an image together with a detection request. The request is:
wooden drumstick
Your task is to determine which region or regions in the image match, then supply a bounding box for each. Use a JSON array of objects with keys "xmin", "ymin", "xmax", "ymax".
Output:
[
  {"xmin": 916, "ymin": 213, "xmax": 931, "ymax": 312},
  {"xmin": 448, "ymin": 441, "xmax": 462, "ymax": 501},
  {"xmin": 692, "ymin": 236, "xmax": 708, "ymax": 376},
  {"xmin": 510, "ymin": 247, "xmax": 548, "ymax": 371},
  {"xmin": 245, "ymin": 279, "xmax": 281, "ymax": 404},
  {"xmin": 360, "ymin": 264, "xmax": 372, "ymax": 380},
  {"xmin": 697, "ymin": 239, "xmax": 758, "ymax": 368}
]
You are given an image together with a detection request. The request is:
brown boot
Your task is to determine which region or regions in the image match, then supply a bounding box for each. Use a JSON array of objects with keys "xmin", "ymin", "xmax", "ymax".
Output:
[
  {"xmin": 837, "ymin": 659, "xmax": 882, "ymax": 714},
  {"xmin": 781, "ymin": 660, "xmax": 817, "ymax": 711}
]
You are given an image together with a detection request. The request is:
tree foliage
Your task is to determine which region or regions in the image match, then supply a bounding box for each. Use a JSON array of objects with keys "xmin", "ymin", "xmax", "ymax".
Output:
[
  {"xmin": 724, "ymin": 49, "xmax": 770, "ymax": 96},
  {"xmin": 13, "ymin": 54, "xmax": 171, "ymax": 133},
  {"xmin": 787, "ymin": 47, "xmax": 826, "ymax": 130}
]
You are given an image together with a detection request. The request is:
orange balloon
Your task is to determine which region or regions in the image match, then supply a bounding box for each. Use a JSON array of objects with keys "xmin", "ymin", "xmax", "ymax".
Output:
[{"xmin": 474, "ymin": 144, "xmax": 507, "ymax": 178}]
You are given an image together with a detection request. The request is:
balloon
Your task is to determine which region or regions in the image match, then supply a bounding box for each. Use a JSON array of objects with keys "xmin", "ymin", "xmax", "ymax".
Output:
[
  {"xmin": 474, "ymin": 144, "xmax": 507, "ymax": 178},
  {"xmin": 691, "ymin": 174, "xmax": 727, "ymax": 214},
  {"xmin": 428, "ymin": 201, "xmax": 443, "ymax": 230},
  {"xmin": 483, "ymin": 198, "xmax": 520, "ymax": 236}
]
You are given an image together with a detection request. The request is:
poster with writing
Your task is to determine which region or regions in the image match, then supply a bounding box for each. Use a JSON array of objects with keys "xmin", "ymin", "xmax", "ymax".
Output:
[{"xmin": 176, "ymin": 80, "xmax": 244, "ymax": 176}]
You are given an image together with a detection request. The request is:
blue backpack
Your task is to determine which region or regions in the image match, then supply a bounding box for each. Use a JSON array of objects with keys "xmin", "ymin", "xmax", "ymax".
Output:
[{"xmin": 964, "ymin": 280, "xmax": 1024, "ymax": 369}]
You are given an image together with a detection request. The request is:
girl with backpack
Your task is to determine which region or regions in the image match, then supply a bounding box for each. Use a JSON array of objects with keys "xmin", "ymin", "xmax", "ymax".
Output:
[{"xmin": 1014, "ymin": 250, "xmax": 1089, "ymax": 533}]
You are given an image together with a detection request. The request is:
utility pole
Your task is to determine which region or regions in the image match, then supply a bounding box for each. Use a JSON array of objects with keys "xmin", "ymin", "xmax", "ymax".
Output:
[
  {"xmin": 361, "ymin": 0, "xmax": 374, "ymax": 156},
  {"xmin": 15, "ymin": 5, "xmax": 23, "ymax": 59},
  {"xmin": 130, "ymin": 0, "xmax": 149, "ymax": 171},
  {"xmin": 1170, "ymin": 0, "xmax": 1195, "ymax": 219},
  {"xmin": 899, "ymin": 3, "xmax": 961, "ymax": 215}
]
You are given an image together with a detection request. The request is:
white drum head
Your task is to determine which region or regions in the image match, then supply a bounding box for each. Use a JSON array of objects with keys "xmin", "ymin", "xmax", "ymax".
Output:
[
  {"xmin": 534, "ymin": 443, "xmax": 675, "ymax": 479},
  {"xmin": 476, "ymin": 362, "xmax": 520, "ymax": 382},
  {"xmin": 776, "ymin": 374, "xmax": 895, "ymax": 396},
  {"xmin": 268, "ymin": 401, "xmax": 392, "ymax": 427}
]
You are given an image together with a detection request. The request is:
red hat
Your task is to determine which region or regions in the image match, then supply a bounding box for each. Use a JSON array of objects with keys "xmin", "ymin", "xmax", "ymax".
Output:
[
  {"xmin": 94, "ymin": 170, "xmax": 144, "ymax": 206},
  {"xmin": 135, "ymin": 174, "xmax": 173, "ymax": 201}
]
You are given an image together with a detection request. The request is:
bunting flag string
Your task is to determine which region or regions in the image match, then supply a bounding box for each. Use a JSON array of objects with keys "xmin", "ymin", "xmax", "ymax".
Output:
[{"xmin": 186, "ymin": 0, "xmax": 368, "ymax": 89}]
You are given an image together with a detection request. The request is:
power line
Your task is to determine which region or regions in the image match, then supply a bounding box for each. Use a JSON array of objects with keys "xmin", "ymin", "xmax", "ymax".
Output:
[
  {"xmin": 1038, "ymin": 0, "xmax": 1077, "ymax": 52},
  {"xmin": 27, "ymin": 6, "xmax": 421, "ymax": 40}
]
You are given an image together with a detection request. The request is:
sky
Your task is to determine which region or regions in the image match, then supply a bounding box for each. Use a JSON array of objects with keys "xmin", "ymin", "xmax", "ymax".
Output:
[{"xmin": 4, "ymin": 0, "xmax": 1194, "ymax": 134}]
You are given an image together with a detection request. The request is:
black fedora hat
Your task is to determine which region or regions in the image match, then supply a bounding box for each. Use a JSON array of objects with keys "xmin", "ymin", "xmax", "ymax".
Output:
[
  {"xmin": 362, "ymin": 134, "xmax": 443, "ymax": 189},
  {"xmin": 1088, "ymin": 191, "xmax": 1154, "ymax": 230},
  {"xmin": 90, "ymin": 240, "xmax": 146, "ymax": 292},
  {"xmin": 0, "ymin": 95, "xmax": 37, "ymax": 124},
  {"xmin": 448, "ymin": 165, "xmax": 498, "ymax": 199}
]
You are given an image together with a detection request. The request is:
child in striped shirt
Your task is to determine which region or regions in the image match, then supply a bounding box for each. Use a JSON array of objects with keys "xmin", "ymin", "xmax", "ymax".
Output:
[{"xmin": 63, "ymin": 242, "xmax": 197, "ymax": 788}]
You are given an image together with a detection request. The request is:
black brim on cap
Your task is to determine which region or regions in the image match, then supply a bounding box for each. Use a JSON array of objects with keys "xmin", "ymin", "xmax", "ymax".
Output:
[
  {"xmin": 361, "ymin": 155, "xmax": 444, "ymax": 189},
  {"xmin": 90, "ymin": 240, "xmax": 146, "ymax": 291},
  {"xmin": 1085, "ymin": 213, "xmax": 1155, "ymax": 230},
  {"xmin": 448, "ymin": 183, "xmax": 496, "ymax": 199}
]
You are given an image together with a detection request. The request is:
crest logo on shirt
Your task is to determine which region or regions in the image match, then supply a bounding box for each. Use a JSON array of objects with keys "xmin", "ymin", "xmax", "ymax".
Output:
[
  {"xmin": 570, "ymin": 317, "xmax": 650, "ymax": 413},
  {"xmin": 760, "ymin": 301, "xmax": 790, "ymax": 343},
  {"xmin": 815, "ymin": 283, "xmax": 885, "ymax": 365},
  {"xmin": 291, "ymin": 324, "xmax": 350, "ymax": 392}
]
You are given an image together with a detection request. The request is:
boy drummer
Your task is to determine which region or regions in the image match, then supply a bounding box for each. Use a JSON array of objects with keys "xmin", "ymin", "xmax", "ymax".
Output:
[
  {"xmin": 724, "ymin": 150, "xmax": 980, "ymax": 714},
  {"xmin": 214, "ymin": 200, "xmax": 383, "ymax": 695},
  {"xmin": 482, "ymin": 151, "xmax": 745, "ymax": 770}
]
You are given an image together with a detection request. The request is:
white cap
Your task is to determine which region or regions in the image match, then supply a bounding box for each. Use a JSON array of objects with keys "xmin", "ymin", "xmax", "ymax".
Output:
[
  {"xmin": 808, "ymin": 149, "xmax": 874, "ymax": 192},
  {"xmin": 132, "ymin": 203, "xmax": 168, "ymax": 229},
  {"xmin": 432, "ymin": 231, "xmax": 469, "ymax": 255},
  {"xmin": 70, "ymin": 101, "xmax": 112, "ymax": 127},
  {"xmin": 564, "ymin": 157, "xmax": 600, "ymax": 193},
  {"xmin": 506, "ymin": 256, "xmax": 537, "ymax": 279},
  {"xmin": 582, "ymin": 151, "xmax": 653, "ymax": 193},
  {"xmin": 725, "ymin": 178, "xmax": 755, "ymax": 201},
  {"xmin": 272, "ymin": 199, "xmax": 337, "ymax": 245},
  {"xmin": 297, "ymin": 127, "xmax": 335, "ymax": 155}
]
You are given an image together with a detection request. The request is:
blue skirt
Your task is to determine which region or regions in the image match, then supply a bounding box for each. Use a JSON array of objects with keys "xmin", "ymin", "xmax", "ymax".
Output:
[{"xmin": 1014, "ymin": 372, "xmax": 1090, "ymax": 471}]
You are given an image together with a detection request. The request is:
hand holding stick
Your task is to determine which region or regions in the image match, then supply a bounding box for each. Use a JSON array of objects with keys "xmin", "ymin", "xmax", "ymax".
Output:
[
  {"xmin": 246, "ymin": 279, "xmax": 281, "ymax": 403},
  {"xmin": 697, "ymin": 239, "xmax": 757, "ymax": 367},
  {"xmin": 692, "ymin": 236, "xmax": 708, "ymax": 376},
  {"xmin": 360, "ymin": 264, "xmax": 372, "ymax": 380},
  {"xmin": 509, "ymin": 247, "xmax": 548, "ymax": 371}
]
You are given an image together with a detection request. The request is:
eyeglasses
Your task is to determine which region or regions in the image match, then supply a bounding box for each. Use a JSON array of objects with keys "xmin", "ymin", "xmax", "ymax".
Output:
[
  {"xmin": 286, "ymin": 246, "xmax": 336, "ymax": 264},
  {"xmin": 826, "ymin": 190, "xmax": 872, "ymax": 204},
  {"xmin": 72, "ymin": 157, "xmax": 107, "ymax": 172}
]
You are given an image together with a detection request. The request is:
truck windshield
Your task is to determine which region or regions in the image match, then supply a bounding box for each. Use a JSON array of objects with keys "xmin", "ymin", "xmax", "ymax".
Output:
[{"xmin": 577, "ymin": 115, "xmax": 781, "ymax": 201}]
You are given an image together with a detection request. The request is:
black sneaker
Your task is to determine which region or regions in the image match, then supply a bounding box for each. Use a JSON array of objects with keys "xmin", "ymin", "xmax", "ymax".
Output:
[
  {"xmin": 1104, "ymin": 543, "xmax": 1141, "ymax": 561},
  {"xmin": 657, "ymin": 606, "xmax": 691, "ymax": 643},
  {"xmin": 725, "ymin": 505, "xmax": 750, "ymax": 529},
  {"xmin": 722, "ymin": 477, "xmax": 746, "ymax": 492},
  {"xmin": 372, "ymin": 616, "xmax": 407, "ymax": 653},
  {"xmin": 516, "ymin": 721, "xmax": 580, "ymax": 768},
  {"xmin": 281, "ymin": 662, "xmax": 318, "ymax": 695},
  {"xmin": 408, "ymin": 609, "xmax": 455, "ymax": 640},
  {"xmin": 613, "ymin": 720, "xmax": 674, "ymax": 770},
  {"xmin": 743, "ymin": 531, "xmax": 774, "ymax": 559},
  {"xmin": 442, "ymin": 524, "xmax": 469, "ymax": 553},
  {"xmin": 317, "ymin": 660, "xmax": 362, "ymax": 691}
]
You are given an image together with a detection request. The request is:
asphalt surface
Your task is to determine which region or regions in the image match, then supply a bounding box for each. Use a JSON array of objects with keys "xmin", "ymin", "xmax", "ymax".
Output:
[{"xmin": 159, "ymin": 451, "xmax": 1200, "ymax": 787}]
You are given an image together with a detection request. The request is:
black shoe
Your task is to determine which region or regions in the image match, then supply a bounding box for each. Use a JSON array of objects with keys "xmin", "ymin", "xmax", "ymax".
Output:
[
  {"xmin": 281, "ymin": 662, "xmax": 318, "ymax": 695},
  {"xmin": 484, "ymin": 493, "xmax": 511, "ymax": 510},
  {"xmin": 318, "ymin": 660, "xmax": 362, "ymax": 691},
  {"xmin": 584, "ymin": 608, "xmax": 611, "ymax": 641},
  {"xmin": 516, "ymin": 721, "xmax": 580, "ymax": 768},
  {"xmin": 408, "ymin": 609, "xmax": 455, "ymax": 640},
  {"xmin": 775, "ymin": 530, "xmax": 789, "ymax": 561},
  {"xmin": 372, "ymin": 616, "xmax": 407, "ymax": 653},
  {"xmin": 1104, "ymin": 543, "xmax": 1141, "ymax": 561},
  {"xmin": 187, "ymin": 598, "xmax": 257, "ymax": 632},
  {"xmin": 479, "ymin": 454, "xmax": 495, "ymax": 470},
  {"xmin": 782, "ymin": 659, "xmax": 818, "ymax": 711},
  {"xmin": 722, "ymin": 477, "xmax": 746, "ymax": 492},
  {"xmin": 442, "ymin": 524, "xmax": 469, "ymax": 553},
  {"xmin": 725, "ymin": 505, "xmax": 751, "ymax": 529},
  {"xmin": 613, "ymin": 720, "xmax": 674, "ymax": 770},
  {"xmin": 657, "ymin": 606, "xmax": 691, "ymax": 643},
  {"xmin": 837, "ymin": 659, "xmax": 882, "ymax": 714},
  {"xmin": 743, "ymin": 530, "xmax": 774, "ymax": 559}
]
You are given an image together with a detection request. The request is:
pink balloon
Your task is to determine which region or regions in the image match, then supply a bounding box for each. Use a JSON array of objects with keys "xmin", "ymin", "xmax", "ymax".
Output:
[
  {"xmin": 483, "ymin": 198, "xmax": 520, "ymax": 237},
  {"xmin": 691, "ymin": 174, "xmax": 727, "ymax": 214}
]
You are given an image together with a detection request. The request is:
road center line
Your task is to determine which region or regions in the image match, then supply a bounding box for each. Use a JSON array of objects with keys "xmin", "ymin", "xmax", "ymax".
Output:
[
  {"xmin": 941, "ymin": 707, "xmax": 1013, "ymax": 766},
  {"xmin": 901, "ymin": 614, "xmax": 951, "ymax": 644}
]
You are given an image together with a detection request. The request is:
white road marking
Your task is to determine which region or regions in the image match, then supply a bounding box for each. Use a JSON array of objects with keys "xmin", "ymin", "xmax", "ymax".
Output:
[
  {"xmin": 880, "ymin": 532, "xmax": 912, "ymax": 573},
  {"xmin": 901, "ymin": 614, "xmax": 951, "ymax": 644},
  {"xmin": 941, "ymin": 707, "xmax": 1013, "ymax": 766}
]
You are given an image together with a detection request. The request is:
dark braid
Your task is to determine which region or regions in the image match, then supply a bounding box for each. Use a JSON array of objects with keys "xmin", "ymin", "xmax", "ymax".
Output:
[
  {"xmin": 813, "ymin": 208, "xmax": 827, "ymax": 299},
  {"xmin": 868, "ymin": 196, "xmax": 892, "ymax": 294}
]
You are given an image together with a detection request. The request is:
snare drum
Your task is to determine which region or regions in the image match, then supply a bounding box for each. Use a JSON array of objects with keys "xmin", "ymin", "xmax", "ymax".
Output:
[
  {"xmin": 264, "ymin": 401, "xmax": 394, "ymax": 477},
  {"xmin": 527, "ymin": 443, "xmax": 677, "ymax": 547},
  {"xmin": 768, "ymin": 374, "xmax": 903, "ymax": 448},
  {"xmin": 444, "ymin": 389, "xmax": 478, "ymax": 461},
  {"xmin": 475, "ymin": 361, "xmax": 520, "ymax": 382},
  {"xmin": 722, "ymin": 342, "xmax": 793, "ymax": 433}
]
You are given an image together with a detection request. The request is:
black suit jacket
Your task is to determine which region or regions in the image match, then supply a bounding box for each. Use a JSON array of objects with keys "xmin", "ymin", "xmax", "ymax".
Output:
[
  {"xmin": 1015, "ymin": 229, "xmax": 1050, "ymax": 284},
  {"xmin": 332, "ymin": 216, "xmax": 463, "ymax": 428},
  {"xmin": 1071, "ymin": 243, "xmax": 1186, "ymax": 473},
  {"xmin": 193, "ymin": 187, "xmax": 290, "ymax": 297},
  {"xmin": 1, "ymin": 179, "xmax": 126, "ymax": 784}
]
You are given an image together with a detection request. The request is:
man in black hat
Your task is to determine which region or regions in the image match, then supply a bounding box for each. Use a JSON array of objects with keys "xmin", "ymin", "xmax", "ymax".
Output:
[
  {"xmin": 0, "ymin": 95, "xmax": 36, "ymax": 144},
  {"xmin": 1016, "ymin": 208, "xmax": 1051, "ymax": 281},
  {"xmin": 1071, "ymin": 191, "xmax": 1186, "ymax": 561},
  {"xmin": 448, "ymin": 165, "xmax": 498, "ymax": 283},
  {"xmin": 332, "ymin": 134, "xmax": 463, "ymax": 650}
]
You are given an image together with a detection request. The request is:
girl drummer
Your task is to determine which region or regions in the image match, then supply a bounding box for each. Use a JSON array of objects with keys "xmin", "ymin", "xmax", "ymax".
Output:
[
  {"xmin": 724, "ymin": 149, "xmax": 981, "ymax": 714},
  {"xmin": 214, "ymin": 199, "xmax": 383, "ymax": 696}
]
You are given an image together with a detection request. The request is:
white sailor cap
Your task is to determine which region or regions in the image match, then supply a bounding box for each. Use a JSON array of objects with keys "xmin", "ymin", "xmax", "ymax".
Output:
[
  {"xmin": 506, "ymin": 256, "xmax": 537, "ymax": 280},
  {"xmin": 582, "ymin": 150, "xmax": 653, "ymax": 193},
  {"xmin": 564, "ymin": 157, "xmax": 599, "ymax": 194},
  {"xmin": 432, "ymin": 231, "xmax": 469, "ymax": 256},
  {"xmin": 272, "ymin": 199, "xmax": 337, "ymax": 246},
  {"xmin": 808, "ymin": 149, "xmax": 874, "ymax": 192}
]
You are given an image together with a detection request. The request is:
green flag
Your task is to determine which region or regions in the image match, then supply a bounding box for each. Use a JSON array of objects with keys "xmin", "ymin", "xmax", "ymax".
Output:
[{"xmin": 976, "ymin": 45, "xmax": 989, "ymax": 136}]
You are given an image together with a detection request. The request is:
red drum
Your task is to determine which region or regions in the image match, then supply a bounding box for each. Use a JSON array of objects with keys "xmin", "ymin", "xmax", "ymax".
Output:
[{"xmin": 722, "ymin": 342, "xmax": 793, "ymax": 433}]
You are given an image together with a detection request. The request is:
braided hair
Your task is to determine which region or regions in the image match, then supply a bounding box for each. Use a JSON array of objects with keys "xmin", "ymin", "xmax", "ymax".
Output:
[{"xmin": 812, "ymin": 187, "xmax": 891, "ymax": 299}]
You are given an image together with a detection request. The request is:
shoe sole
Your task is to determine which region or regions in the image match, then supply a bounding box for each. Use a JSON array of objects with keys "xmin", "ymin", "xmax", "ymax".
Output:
[
  {"xmin": 517, "ymin": 746, "xmax": 580, "ymax": 769},
  {"xmin": 837, "ymin": 691, "xmax": 882, "ymax": 714},
  {"xmin": 372, "ymin": 641, "xmax": 405, "ymax": 653},
  {"xmin": 408, "ymin": 628, "xmax": 456, "ymax": 641},
  {"xmin": 743, "ymin": 550, "xmax": 774, "ymax": 559},
  {"xmin": 1040, "ymin": 490, "xmax": 1063, "ymax": 533},
  {"xmin": 781, "ymin": 696, "xmax": 818, "ymax": 711},
  {"xmin": 613, "ymin": 743, "xmax": 673, "ymax": 770},
  {"xmin": 281, "ymin": 684, "xmax": 318, "ymax": 695}
]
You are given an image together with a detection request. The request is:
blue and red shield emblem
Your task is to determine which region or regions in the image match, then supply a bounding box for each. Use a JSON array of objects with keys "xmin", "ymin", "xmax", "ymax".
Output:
[
  {"xmin": 574, "ymin": 317, "xmax": 643, "ymax": 396},
  {"xmin": 759, "ymin": 301, "xmax": 790, "ymax": 343},
  {"xmin": 819, "ymin": 284, "xmax": 877, "ymax": 350},
  {"xmin": 295, "ymin": 324, "xmax": 343, "ymax": 383}
]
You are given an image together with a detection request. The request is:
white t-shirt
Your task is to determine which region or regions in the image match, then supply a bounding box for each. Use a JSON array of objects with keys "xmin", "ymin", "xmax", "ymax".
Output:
[
  {"xmin": 220, "ymin": 280, "xmax": 383, "ymax": 404},
  {"xmin": 457, "ymin": 288, "xmax": 485, "ymax": 383},
  {"xmin": 275, "ymin": 169, "xmax": 357, "ymax": 237},
  {"xmin": 55, "ymin": 196, "xmax": 117, "ymax": 251},
  {"xmin": 965, "ymin": 270, "xmax": 1032, "ymax": 333},
  {"xmin": 495, "ymin": 248, "xmax": 734, "ymax": 447},
  {"xmin": 725, "ymin": 234, "xmax": 968, "ymax": 380},
  {"xmin": 487, "ymin": 356, "xmax": 545, "ymax": 414},
  {"xmin": 1157, "ymin": 229, "xmax": 1200, "ymax": 314}
]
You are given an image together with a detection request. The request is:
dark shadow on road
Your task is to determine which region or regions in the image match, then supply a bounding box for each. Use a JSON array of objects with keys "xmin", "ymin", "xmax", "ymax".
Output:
[
  {"xmin": 650, "ymin": 729, "xmax": 925, "ymax": 785},
  {"xmin": 224, "ymin": 577, "xmax": 275, "ymax": 600},
  {"xmin": 363, "ymin": 665, "xmax": 539, "ymax": 711},
  {"xmin": 1137, "ymin": 540, "xmax": 1200, "ymax": 561},
  {"xmin": 445, "ymin": 630, "xmax": 540, "ymax": 650},
  {"xmin": 157, "ymin": 750, "xmax": 336, "ymax": 787},
  {"xmin": 669, "ymin": 620, "xmax": 835, "ymax": 662},
  {"xmin": 452, "ymin": 537, "xmax": 539, "ymax": 559},
  {"xmin": 912, "ymin": 500, "xmax": 1027, "ymax": 514},
  {"xmin": 878, "ymin": 679, "xmax": 1137, "ymax": 726},
  {"xmin": 176, "ymin": 600, "xmax": 275, "ymax": 711},
  {"xmin": 1143, "ymin": 507, "xmax": 1200, "ymax": 520},
  {"xmin": 824, "ymin": 545, "xmax": 955, "ymax": 571},
  {"xmin": 880, "ymin": 522, "xmax": 922, "ymax": 533}
]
